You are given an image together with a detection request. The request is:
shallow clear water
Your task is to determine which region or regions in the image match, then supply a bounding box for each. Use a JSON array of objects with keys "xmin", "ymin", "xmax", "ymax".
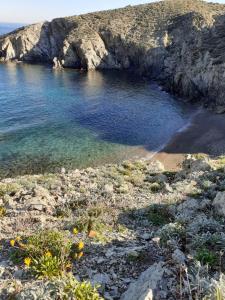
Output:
[{"xmin": 0, "ymin": 62, "xmax": 195, "ymax": 177}]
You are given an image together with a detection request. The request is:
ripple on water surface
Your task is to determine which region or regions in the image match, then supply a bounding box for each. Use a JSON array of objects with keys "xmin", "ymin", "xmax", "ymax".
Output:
[{"xmin": 0, "ymin": 63, "xmax": 195, "ymax": 177}]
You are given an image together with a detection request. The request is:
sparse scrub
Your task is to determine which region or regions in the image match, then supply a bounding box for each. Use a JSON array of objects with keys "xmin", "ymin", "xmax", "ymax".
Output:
[
  {"xmin": 149, "ymin": 182, "xmax": 162, "ymax": 193},
  {"xmin": 195, "ymin": 249, "xmax": 218, "ymax": 267},
  {"xmin": 159, "ymin": 222, "xmax": 186, "ymax": 247},
  {"xmin": 0, "ymin": 206, "xmax": 6, "ymax": 217},
  {"xmin": 9, "ymin": 230, "xmax": 76, "ymax": 279},
  {"xmin": 148, "ymin": 204, "xmax": 174, "ymax": 226},
  {"xmin": 0, "ymin": 182, "xmax": 21, "ymax": 197}
]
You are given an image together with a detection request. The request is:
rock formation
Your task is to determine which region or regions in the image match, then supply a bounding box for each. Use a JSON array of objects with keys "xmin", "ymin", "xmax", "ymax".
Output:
[{"xmin": 1, "ymin": 0, "xmax": 225, "ymax": 108}]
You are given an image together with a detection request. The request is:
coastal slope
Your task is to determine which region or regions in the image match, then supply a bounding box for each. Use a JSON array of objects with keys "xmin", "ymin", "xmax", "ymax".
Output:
[
  {"xmin": 1, "ymin": 0, "xmax": 225, "ymax": 109},
  {"xmin": 0, "ymin": 156, "xmax": 225, "ymax": 299}
]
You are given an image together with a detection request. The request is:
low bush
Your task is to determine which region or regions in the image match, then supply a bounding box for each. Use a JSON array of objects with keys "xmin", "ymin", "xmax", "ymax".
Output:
[{"xmin": 9, "ymin": 230, "xmax": 83, "ymax": 279}]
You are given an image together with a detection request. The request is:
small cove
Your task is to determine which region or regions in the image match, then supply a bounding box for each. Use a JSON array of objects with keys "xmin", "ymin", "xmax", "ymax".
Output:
[{"xmin": 0, "ymin": 62, "xmax": 196, "ymax": 177}]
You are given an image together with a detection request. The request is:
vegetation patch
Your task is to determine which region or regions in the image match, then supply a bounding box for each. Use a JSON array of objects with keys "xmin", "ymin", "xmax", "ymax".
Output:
[
  {"xmin": 149, "ymin": 182, "xmax": 162, "ymax": 193},
  {"xmin": 159, "ymin": 222, "xmax": 186, "ymax": 247},
  {"xmin": 195, "ymin": 249, "xmax": 218, "ymax": 267},
  {"xmin": 0, "ymin": 182, "xmax": 21, "ymax": 197},
  {"xmin": 9, "ymin": 230, "xmax": 83, "ymax": 279},
  {"xmin": 148, "ymin": 204, "xmax": 174, "ymax": 226},
  {"xmin": 0, "ymin": 206, "xmax": 6, "ymax": 217}
]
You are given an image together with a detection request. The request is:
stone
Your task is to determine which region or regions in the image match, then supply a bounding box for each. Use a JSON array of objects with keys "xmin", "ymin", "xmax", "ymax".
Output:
[
  {"xmin": 172, "ymin": 249, "xmax": 186, "ymax": 265},
  {"xmin": 184, "ymin": 158, "xmax": 212, "ymax": 172},
  {"xmin": 213, "ymin": 192, "xmax": 225, "ymax": 217},
  {"xmin": 104, "ymin": 184, "xmax": 114, "ymax": 194},
  {"xmin": 91, "ymin": 273, "xmax": 111, "ymax": 292},
  {"xmin": 121, "ymin": 262, "xmax": 166, "ymax": 300},
  {"xmin": 141, "ymin": 233, "xmax": 152, "ymax": 240},
  {"xmin": 148, "ymin": 161, "xmax": 165, "ymax": 174}
]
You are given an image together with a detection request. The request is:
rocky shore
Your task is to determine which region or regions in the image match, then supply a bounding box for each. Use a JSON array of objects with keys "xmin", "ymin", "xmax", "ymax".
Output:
[
  {"xmin": 1, "ymin": 0, "xmax": 225, "ymax": 110},
  {"xmin": 0, "ymin": 155, "xmax": 225, "ymax": 299}
]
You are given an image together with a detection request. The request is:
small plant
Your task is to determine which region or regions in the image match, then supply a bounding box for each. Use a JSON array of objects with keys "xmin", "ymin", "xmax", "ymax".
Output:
[
  {"xmin": 0, "ymin": 206, "xmax": 6, "ymax": 217},
  {"xmin": 12, "ymin": 274, "xmax": 103, "ymax": 299},
  {"xmin": 159, "ymin": 222, "xmax": 186, "ymax": 247},
  {"xmin": 54, "ymin": 205, "xmax": 71, "ymax": 218},
  {"xmin": 9, "ymin": 230, "xmax": 79, "ymax": 279},
  {"xmin": 31, "ymin": 252, "xmax": 69, "ymax": 279},
  {"xmin": 0, "ymin": 182, "xmax": 21, "ymax": 197},
  {"xmin": 62, "ymin": 275, "xmax": 102, "ymax": 300},
  {"xmin": 148, "ymin": 204, "xmax": 173, "ymax": 226},
  {"xmin": 127, "ymin": 173, "xmax": 145, "ymax": 186},
  {"xmin": 150, "ymin": 182, "xmax": 162, "ymax": 193},
  {"xmin": 195, "ymin": 249, "xmax": 217, "ymax": 267},
  {"xmin": 187, "ymin": 189, "xmax": 203, "ymax": 198}
]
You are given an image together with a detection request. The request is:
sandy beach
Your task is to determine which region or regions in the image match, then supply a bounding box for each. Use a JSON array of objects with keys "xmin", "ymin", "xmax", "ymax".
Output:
[{"xmin": 154, "ymin": 109, "xmax": 225, "ymax": 170}]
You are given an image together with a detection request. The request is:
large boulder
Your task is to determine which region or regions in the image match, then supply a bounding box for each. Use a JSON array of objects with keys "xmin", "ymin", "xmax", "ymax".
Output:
[
  {"xmin": 213, "ymin": 192, "xmax": 225, "ymax": 217},
  {"xmin": 120, "ymin": 262, "xmax": 167, "ymax": 300}
]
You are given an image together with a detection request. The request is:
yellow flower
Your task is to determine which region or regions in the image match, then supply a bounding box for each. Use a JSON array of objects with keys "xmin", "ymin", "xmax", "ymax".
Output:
[
  {"xmin": 18, "ymin": 242, "xmax": 26, "ymax": 249},
  {"xmin": 73, "ymin": 228, "xmax": 79, "ymax": 235},
  {"xmin": 16, "ymin": 236, "xmax": 21, "ymax": 242},
  {"xmin": 45, "ymin": 251, "xmax": 52, "ymax": 258},
  {"xmin": 24, "ymin": 257, "xmax": 32, "ymax": 267},
  {"xmin": 10, "ymin": 239, "xmax": 15, "ymax": 247},
  {"xmin": 77, "ymin": 252, "xmax": 84, "ymax": 259},
  {"xmin": 66, "ymin": 262, "xmax": 72, "ymax": 269},
  {"xmin": 77, "ymin": 241, "xmax": 84, "ymax": 251}
]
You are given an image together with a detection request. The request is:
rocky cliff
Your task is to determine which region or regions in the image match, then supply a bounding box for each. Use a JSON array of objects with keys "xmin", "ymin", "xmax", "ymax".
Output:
[{"xmin": 1, "ymin": 0, "xmax": 225, "ymax": 109}]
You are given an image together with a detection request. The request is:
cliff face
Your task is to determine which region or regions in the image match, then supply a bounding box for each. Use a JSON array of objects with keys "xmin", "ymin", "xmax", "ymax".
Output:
[{"xmin": 1, "ymin": 0, "xmax": 225, "ymax": 109}]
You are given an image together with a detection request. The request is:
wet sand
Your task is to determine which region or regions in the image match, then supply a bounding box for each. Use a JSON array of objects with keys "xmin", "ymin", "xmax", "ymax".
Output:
[{"xmin": 153, "ymin": 109, "xmax": 225, "ymax": 170}]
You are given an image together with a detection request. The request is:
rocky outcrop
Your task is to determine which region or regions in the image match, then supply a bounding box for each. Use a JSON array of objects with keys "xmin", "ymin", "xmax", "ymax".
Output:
[
  {"xmin": 1, "ymin": 0, "xmax": 225, "ymax": 108},
  {"xmin": 121, "ymin": 262, "xmax": 166, "ymax": 300}
]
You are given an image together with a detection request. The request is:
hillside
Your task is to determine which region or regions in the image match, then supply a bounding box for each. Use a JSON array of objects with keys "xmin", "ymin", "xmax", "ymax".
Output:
[
  {"xmin": 1, "ymin": 0, "xmax": 225, "ymax": 109},
  {"xmin": 0, "ymin": 155, "xmax": 225, "ymax": 299}
]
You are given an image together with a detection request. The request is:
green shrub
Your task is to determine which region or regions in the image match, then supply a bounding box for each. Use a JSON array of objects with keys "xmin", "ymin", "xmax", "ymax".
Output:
[
  {"xmin": 10, "ymin": 230, "xmax": 75, "ymax": 279},
  {"xmin": 150, "ymin": 182, "xmax": 162, "ymax": 193},
  {"xmin": 63, "ymin": 276, "xmax": 102, "ymax": 300},
  {"xmin": 31, "ymin": 252, "xmax": 67, "ymax": 279},
  {"xmin": 0, "ymin": 206, "xmax": 6, "ymax": 217},
  {"xmin": 14, "ymin": 274, "xmax": 103, "ymax": 299},
  {"xmin": 148, "ymin": 204, "xmax": 173, "ymax": 226},
  {"xmin": 159, "ymin": 222, "xmax": 186, "ymax": 247},
  {"xmin": 25, "ymin": 230, "xmax": 72, "ymax": 259},
  {"xmin": 0, "ymin": 182, "xmax": 21, "ymax": 197},
  {"xmin": 195, "ymin": 249, "xmax": 217, "ymax": 267}
]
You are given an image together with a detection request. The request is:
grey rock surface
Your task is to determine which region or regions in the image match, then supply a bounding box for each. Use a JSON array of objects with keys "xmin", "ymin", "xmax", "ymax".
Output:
[{"xmin": 120, "ymin": 262, "xmax": 166, "ymax": 300}]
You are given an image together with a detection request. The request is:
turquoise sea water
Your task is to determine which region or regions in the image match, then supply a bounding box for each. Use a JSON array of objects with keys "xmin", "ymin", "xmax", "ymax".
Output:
[{"xmin": 0, "ymin": 24, "xmax": 196, "ymax": 177}]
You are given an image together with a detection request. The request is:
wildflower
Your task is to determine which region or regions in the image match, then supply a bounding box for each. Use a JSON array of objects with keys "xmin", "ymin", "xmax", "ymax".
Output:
[
  {"xmin": 45, "ymin": 251, "xmax": 52, "ymax": 258},
  {"xmin": 24, "ymin": 257, "xmax": 32, "ymax": 267},
  {"xmin": 88, "ymin": 230, "xmax": 97, "ymax": 238},
  {"xmin": 66, "ymin": 262, "xmax": 72, "ymax": 270},
  {"xmin": 15, "ymin": 236, "xmax": 21, "ymax": 242},
  {"xmin": 77, "ymin": 252, "xmax": 84, "ymax": 259},
  {"xmin": 18, "ymin": 242, "xmax": 26, "ymax": 249},
  {"xmin": 10, "ymin": 239, "xmax": 15, "ymax": 247},
  {"xmin": 77, "ymin": 241, "xmax": 84, "ymax": 251},
  {"xmin": 73, "ymin": 228, "xmax": 79, "ymax": 235}
]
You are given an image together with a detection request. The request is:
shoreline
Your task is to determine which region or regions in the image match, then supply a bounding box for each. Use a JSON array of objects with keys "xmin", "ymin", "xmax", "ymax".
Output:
[{"xmin": 153, "ymin": 109, "xmax": 225, "ymax": 170}]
